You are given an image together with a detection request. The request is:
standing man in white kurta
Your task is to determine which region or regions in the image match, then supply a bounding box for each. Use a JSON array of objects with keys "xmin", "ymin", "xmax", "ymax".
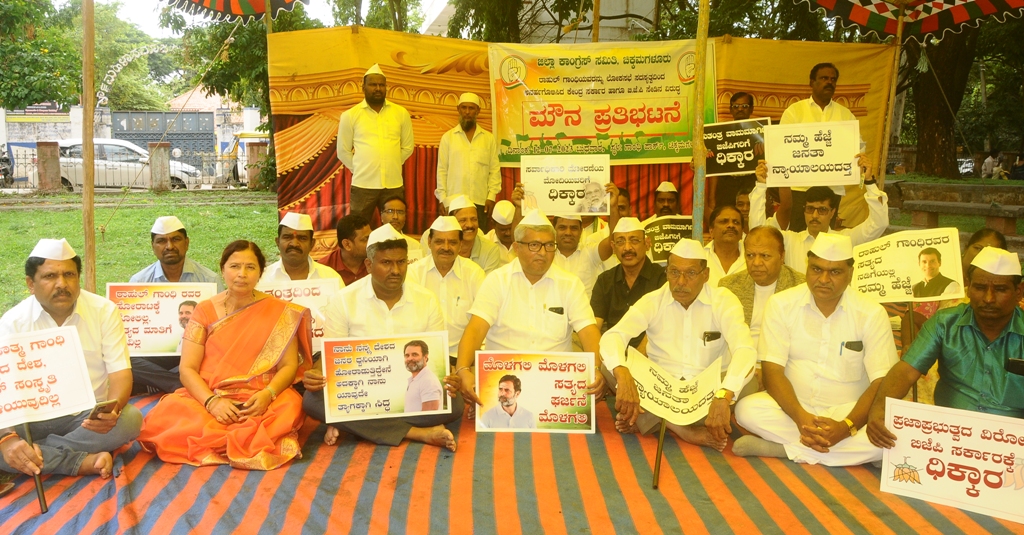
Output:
[
  {"xmin": 260, "ymin": 212, "xmax": 345, "ymax": 282},
  {"xmin": 600, "ymin": 238, "xmax": 756, "ymax": 451},
  {"xmin": 733, "ymin": 233, "xmax": 897, "ymax": 466},
  {"xmin": 435, "ymin": 92, "xmax": 501, "ymax": 232},
  {"xmin": 337, "ymin": 63, "xmax": 414, "ymax": 224},
  {"xmin": 408, "ymin": 216, "xmax": 486, "ymax": 368}
]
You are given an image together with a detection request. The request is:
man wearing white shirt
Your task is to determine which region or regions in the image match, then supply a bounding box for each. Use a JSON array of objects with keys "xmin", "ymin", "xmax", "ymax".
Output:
[
  {"xmin": 260, "ymin": 212, "xmax": 345, "ymax": 283},
  {"xmin": 337, "ymin": 63, "xmax": 414, "ymax": 223},
  {"xmin": 733, "ymin": 233, "xmax": 898, "ymax": 466},
  {"xmin": 425, "ymin": 194, "xmax": 504, "ymax": 274},
  {"xmin": 704, "ymin": 205, "xmax": 745, "ymax": 287},
  {"xmin": 479, "ymin": 375, "xmax": 537, "ymax": 429},
  {"xmin": 378, "ymin": 195, "xmax": 423, "ymax": 263},
  {"xmin": 600, "ymin": 238, "xmax": 756, "ymax": 451},
  {"xmin": 454, "ymin": 210, "xmax": 607, "ymax": 410},
  {"xmin": 435, "ymin": 92, "xmax": 501, "ymax": 231},
  {"xmin": 485, "ymin": 200, "xmax": 517, "ymax": 263},
  {"xmin": 302, "ymin": 225, "xmax": 460, "ymax": 451},
  {"xmin": 552, "ymin": 185, "xmax": 619, "ymax": 296},
  {"xmin": 408, "ymin": 216, "xmax": 486, "ymax": 367},
  {"xmin": 0, "ymin": 239, "xmax": 141, "ymax": 479}
]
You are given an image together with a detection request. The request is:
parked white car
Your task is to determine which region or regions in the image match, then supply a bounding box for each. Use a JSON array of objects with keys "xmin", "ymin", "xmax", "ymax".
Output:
[{"xmin": 33, "ymin": 138, "xmax": 201, "ymax": 191}]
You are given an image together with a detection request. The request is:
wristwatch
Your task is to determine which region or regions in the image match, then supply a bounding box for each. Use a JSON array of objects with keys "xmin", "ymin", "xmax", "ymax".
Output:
[
  {"xmin": 714, "ymin": 389, "xmax": 734, "ymax": 405},
  {"xmin": 844, "ymin": 418, "xmax": 858, "ymax": 436}
]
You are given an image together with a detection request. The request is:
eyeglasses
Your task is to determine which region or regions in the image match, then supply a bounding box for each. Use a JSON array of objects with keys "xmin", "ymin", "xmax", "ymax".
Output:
[
  {"xmin": 666, "ymin": 267, "xmax": 706, "ymax": 281},
  {"xmin": 382, "ymin": 209, "xmax": 406, "ymax": 216},
  {"xmin": 612, "ymin": 236, "xmax": 644, "ymax": 247},
  {"xmin": 804, "ymin": 205, "xmax": 833, "ymax": 216},
  {"xmin": 518, "ymin": 241, "xmax": 557, "ymax": 252},
  {"xmin": 729, "ymin": 104, "xmax": 751, "ymax": 109}
]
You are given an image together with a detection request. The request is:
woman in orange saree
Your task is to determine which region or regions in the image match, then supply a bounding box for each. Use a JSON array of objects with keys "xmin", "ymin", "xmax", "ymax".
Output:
[{"xmin": 139, "ymin": 241, "xmax": 312, "ymax": 469}]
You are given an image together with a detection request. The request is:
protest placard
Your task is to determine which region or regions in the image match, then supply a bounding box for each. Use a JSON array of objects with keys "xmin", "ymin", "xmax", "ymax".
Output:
[
  {"xmin": 645, "ymin": 215, "xmax": 693, "ymax": 263},
  {"xmin": 520, "ymin": 154, "xmax": 611, "ymax": 216},
  {"xmin": 764, "ymin": 120, "xmax": 861, "ymax": 188},
  {"xmin": 256, "ymin": 278, "xmax": 341, "ymax": 354},
  {"xmin": 322, "ymin": 332, "xmax": 449, "ymax": 423},
  {"xmin": 624, "ymin": 347, "xmax": 720, "ymax": 426},
  {"xmin": 106, "ymin": 283, "xmax": 217, "ymax": 356},
  {"xmin": 852, "ymin": 228, "xmax": 963, "ymax": 304},
  {"xmin": 0, "ymin": 327, "xmax": 96, "ymax": 429},
  {"xmin": 881, "ymin": 398, "xmax": 1024, "ymax": 524},
  {"xmin": 475, "ymin": 351, "xmax": 594, "ymax": 433},
  {"xmin": 705, "ymin": 118, "xmax": 769, "ymax": 177}
]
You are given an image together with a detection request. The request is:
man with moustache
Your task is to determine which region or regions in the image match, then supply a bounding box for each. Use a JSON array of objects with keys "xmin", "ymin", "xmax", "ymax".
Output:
[
  {"xmin": 436, "ymin": 92, "xmax": 501, "ymax": 231},
  {"xmin": 260, "ymin": 212, "xmax": 344, "ymax": 282},
  {"xmin": 378, "ymin": 196, "xmax": 423, "ymax": 262},
  {"xmin": 734, "ymin": 234, "xmax": 898, "ymax": 466},
  {"xmin": 479, "ymin": 375, "xmax": 536, "ymax": 429},
  {"xmin": 408, "ymin": 216, "xmax": 486, "ymax": 367},
  {"xmin": 0, "ymin": 239, "xmax": 141, "ymax": 480},
  {"xmin": 404, "ymin": 340, "xmax": 443, "ymax": 412},
  {"xmin": 485, "ymin": 200, "xmax": 517, "ymax": 263},
  {"xmin": 303, "ymin": 225, "xmax": 461, "ymax": 451},
  {"xmin": 709, "ymin": 92, "xmax": 759, "ymax": 218},
  {"xmin": 318, "ymin": 214, "xmax": 372, "ymax": 286},
  {"xmin": 704, "ymin": 205, "xmax": 745, "ymax": 287},
  {"xmin": 552, "ymin": 183, "xmax": 619, "ymax": 296},
  {"xmin": 642, "ymin": 181, "xmax": 682, "ymax": 225},
  {"xmin": 130, "ymin": 215, "xmax": 220, "ymax": 393},
  {"xmin": 431, "ymin": 194, "xmax": 504, "ymax": 274},
  {"xmin": 591, "ymin": 217, "xmax": 667, "ymax": 344},
  {"xmin": 337, "ymin": 63, "xmax": 414, "ymax": 223}
]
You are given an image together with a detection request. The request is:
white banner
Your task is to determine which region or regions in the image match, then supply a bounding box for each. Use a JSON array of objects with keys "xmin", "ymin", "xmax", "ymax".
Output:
[
  {"xmin": 853, "ymin": 228, "xmax": 963, "ymax": 304},
  {"xmin": 520, "ymin": 154, "xmax": 611, "ymax": 216},
  {"xmin": 0, "ymin": 327, "xmax": 96, "ymax": 429},
  {"xmin": 106, "ymin": 283, "xmax": 218, "ymax": 356},
  {"xmin": 624, "ymin": 347, "xmax": 720, "ymax": 426},
  {"xmin": 765, "ymin": 120, "xmax": 861, "ymax": 188},
  {"xmin": 256, "ymin": 278, "xmax": 341, "ymax": 355},
  {"xmin": 881, "ymin": 398, "xmax": 1024, "ymax": 524}
]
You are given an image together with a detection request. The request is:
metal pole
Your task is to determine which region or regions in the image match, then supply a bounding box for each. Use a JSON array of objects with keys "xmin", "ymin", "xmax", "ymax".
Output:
[
  {"xmin": 24, "ymin": 424, "xmax": 48, "ymax": 514},
  {"xmin": 875, "ymin": 8, "xmax": 905, "ymax": 188},
  {"xmin": 82, "ymin": 0, "xmax": 96, "ymax": 292},
  {"xmin": 690, "ymin": 0, "xmax": 711, "ymax": 238},
  {"xmin": 652, "ymin": 418, "xmax": 667, "ymax": 489},
  {"xmin": 907, "ymin": 304, "xmax": 918, "ymax": 402}
]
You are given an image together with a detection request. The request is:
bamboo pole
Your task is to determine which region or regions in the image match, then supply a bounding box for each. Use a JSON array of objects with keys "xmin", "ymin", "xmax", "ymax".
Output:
[
  {"xmin": 592, "ymin": 0, "xmax": 601, "ymax": 42},
  {"xmin": 690, "ymin": 0, "xmax": 711, "ymax": 238},
  {"xmin": 875, "ymin": 7, "xmax": 906, "ymax": 188},
  {"xmin": 82, "ymin": 0, "xmax": 96, "ymax": 292}
]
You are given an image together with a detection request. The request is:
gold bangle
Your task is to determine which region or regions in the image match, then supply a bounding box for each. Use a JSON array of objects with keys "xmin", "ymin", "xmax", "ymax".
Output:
[
  {"xmin": 454, "ymin": 366, "xmax": 471, "ymax": 375},
  {"xmin": 266, "ymin": 385, "xmax": 278, "ymax": 401}
]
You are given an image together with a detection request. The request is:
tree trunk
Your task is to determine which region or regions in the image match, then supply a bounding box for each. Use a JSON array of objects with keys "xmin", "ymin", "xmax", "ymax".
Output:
[{"xmin": 911, "ymin": 29, "xmax": 979, "ymax": 178}]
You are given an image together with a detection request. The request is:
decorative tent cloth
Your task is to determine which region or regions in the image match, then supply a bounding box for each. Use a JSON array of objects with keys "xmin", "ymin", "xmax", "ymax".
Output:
[
  {"xmin": 165, "ymin": 0, "xmax": 309, "ymax": 23},
  {"xmin": 798, "ymin": 0, "xmax": 1024, "ymax": 42}
]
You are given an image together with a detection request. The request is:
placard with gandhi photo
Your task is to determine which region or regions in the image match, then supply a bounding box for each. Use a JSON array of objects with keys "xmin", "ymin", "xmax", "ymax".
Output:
[
  {"xmin": 852, "ymin": 228, "xmax": 963, "ymax": 304},
  {"xmin": 881, "ymin": 398, "xmax": 1024, "ymax": 524},
  {"xmin": 0, "ymin": 327, "xmax": 96, "ymax": 429},
  {"xmin": 520, "ymin": 154, "xmax": 611, "ymax": 216},
  {"xmin": 106, "ymin": 283, "xmax": 218, "ymax": 356},
  {"xmin": 322, "ymin": 332, "xmax": 449, "ymax": 423},
  {"xmin": 645, "ymin": 215, "xmax": 694, "ymax": 263},
  {"xmin": 764, "ymin": 120, "xmax": 861, "ymax": 188},
  {"xmin": 624, "ymin": 347, "xmax": 721, "ymax": 426},
  {"xmin": 475, "ymin": 351, "xmax": 594, "ymax": 434},
  {"xmin": 704, "ymin": 118, "xmax": 769, "ymax": 177},
  {"xmin": 256, "ymin": 278, "xmax": 341, "ymax": 355}
]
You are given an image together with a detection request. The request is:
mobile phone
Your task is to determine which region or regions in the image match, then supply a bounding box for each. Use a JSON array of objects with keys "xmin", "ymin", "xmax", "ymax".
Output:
[
  {"xmin": 88, "ymin": 399, "xmax": 118, "ymax": 420},
  {"xmin": 1006, "ymin": 358, "xmax": 1024, "ymax": 376}
]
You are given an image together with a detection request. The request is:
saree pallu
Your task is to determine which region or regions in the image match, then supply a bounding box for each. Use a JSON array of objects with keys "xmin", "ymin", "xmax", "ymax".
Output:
[{"xmin": 139, "ymin": 295, "xmax": 312, "ymax": 470}]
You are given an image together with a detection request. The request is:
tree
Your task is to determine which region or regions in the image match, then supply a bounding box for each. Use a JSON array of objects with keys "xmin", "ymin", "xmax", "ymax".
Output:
[
  {"xmin": 0, "ymin": 0, "xmax": 81, "ymax": 110},
  {"xmin": 329, "ymin": 0, "xmax": 424, "ymax": 32},
  {"xmin": 447, "ymin": 0, "xmax": 524, "ymax": 42}
]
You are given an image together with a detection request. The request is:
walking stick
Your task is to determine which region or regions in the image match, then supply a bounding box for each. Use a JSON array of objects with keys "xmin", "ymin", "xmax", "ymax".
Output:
[{"xmin": 23, "ymin": 424, "xmax": 48, "ymax": 514}]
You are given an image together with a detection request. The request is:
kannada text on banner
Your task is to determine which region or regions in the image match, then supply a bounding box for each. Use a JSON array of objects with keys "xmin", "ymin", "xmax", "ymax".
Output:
[
  {"xmin": 645, "ymin": 216, "xmax": 694, "ymax": 263},
  {"xmin": 520, "ymin": 154, "xmax": 610, "ymax": 216},
  {"xmin": 475, "ymin": 351, "xmax": 594, "ymax": 434},
  {"xmin": 881, "ymin": 398, "xmax": 1024, "ymax": 524},
  {"xmin": 625, "ymin": 347, "xmax": 720, "ymax": 426},
  {"xmin": 256, "ymin": 279, "xmax": 341, "ymax": 355},
  {"xmin": 852, "ymin": 228, "xmax": 963, "ymax": 304},
  {"xmin": 106, "ymin": 283, "xmax": 218, "ymax": 356},
  {"xmin": 0, "ymin": 327, "xmax": 96, "ymax": 429},
  {"xmin": 765, "ymin": 120, "xmax": 861, "ymax": 188},
  {"xmin": 704, "ymin": 118, "xmax": 769, "ymax": 177},
  {"xmin": 322, "ymin": 332, "xmax": 449, "ymax": 423},
  {"xmin": 489, "ymin": 40, "xmax": 716, "ymax": 165}
]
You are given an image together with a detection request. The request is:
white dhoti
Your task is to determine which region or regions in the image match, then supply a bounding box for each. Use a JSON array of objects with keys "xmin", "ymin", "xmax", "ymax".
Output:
[{"xmin": 734, "ymin": 391, "xmax": 882, "ymax": 466}]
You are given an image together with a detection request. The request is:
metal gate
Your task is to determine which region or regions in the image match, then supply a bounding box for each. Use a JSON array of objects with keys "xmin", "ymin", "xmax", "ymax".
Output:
[{"xmin": 112, "ymin": 111, "xmax": 218, "ymax": 176}]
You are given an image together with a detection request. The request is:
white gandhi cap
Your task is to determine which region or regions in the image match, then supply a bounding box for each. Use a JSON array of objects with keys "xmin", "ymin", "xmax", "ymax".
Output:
[
  {"xmin": 612, "ymin": 217, "xmax": 644, "ymax": 235},
  {"xmin": 492, "ymin": 200, "xmax": 515, "ymax": 225},
  {"xmin": 809, "ymin": 233, "xmax": 854, "ymax": 261},
  {"xmin": 447, "ymin": 195, "xmax": 475, "ymax": 213},
  {"xmin": 364, "ymin": 63, "xmax": 384, "ymax": 78},
  {"xmin": 429, "ymin": 216, "xmax": 463, "ymax": 233},
  {"xmin": 151, "ymin": 216, "xmax": 185, "ymax": 235},
  {"xmin": 30, "ymin": 238, "xmax": 76, "ymax": 261},
  {"xmin": 669, "ymin": 238, "xmax": 707, "ymax": 260},
  {"xmin": 518, "ymin": 209, "xmax": 553, "ymax": 229},
  {"xmin": 280, "ymin": 212, "xmax": 313, "ymax": 231},
  {"xmin": 458, "ymin": 93, "xmax": 481, "ymax": 106},
  {"xmin": 971, "ymin": 246, "xmax": 1022, "ymax": 277},
  {"xmin": 367, "ymin": 224, "xmax": 406, "ymax": 248},
  {"xmin": 656, "ymin": 181, "xmax": 678, "ymax": 193}
]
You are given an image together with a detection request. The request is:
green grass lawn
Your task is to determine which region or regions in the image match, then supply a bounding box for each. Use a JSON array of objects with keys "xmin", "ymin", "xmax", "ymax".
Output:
[{"xmin": 0, "ymin": 191, "xmax": 280, "ymax": 312}]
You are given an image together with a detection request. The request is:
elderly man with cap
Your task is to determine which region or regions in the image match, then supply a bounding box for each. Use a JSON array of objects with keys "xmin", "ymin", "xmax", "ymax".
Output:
[
  {"xmin": 591, "ymin": 217, "xmax": 667, "ymax": 342},
  {"xmin": 409, "ymin": 215, "xmax": 486, "ymax": 368},
  {"xmin": 260, "ymin": 212, "xmax": 344, "ymax": 282},
  {"xmin": 303, "ymin": 224, "xmax": 461, "ymax": 451},
  {"xmin": 454, "ymin": 210, "xmax": 607, "ymax": 409},
  {"xmin": 0, "ymin": 239, "xmax": 142, "ymax": 479},
  {"xmin": 129, "ymin": 215, "xmax": 221, "ymax": 393},
  {"xmin": 485, "ymin": 199, "xmax": 518, "ymax": 262},
  {"xmin": 733, "ymin": 233, "xmax": 898, "ymax": 466},
  {"xmin": 337, "ymin": 63, "xmax": 414, "ymax": 223},
  {"xmin": 436, "ymin": 92, "xmax": 501, "ymax": 231},
  {"xmin": 867, "ymin": 247, "xmax": 1024, "ymax": 449},
  {"xmin": 317, "ymin": 214, "xmax": 372, "ymax": 286},
  {"xmin": 600, "ymin": 238, "xmax": 757, "ymax": 451},
  {"xmin": 427, "ymin": 194, "xmax": 504, "ymax": 274},
  {"xmin": 642, "ymin": 181, "xmax": 682, "ymax": 225}
]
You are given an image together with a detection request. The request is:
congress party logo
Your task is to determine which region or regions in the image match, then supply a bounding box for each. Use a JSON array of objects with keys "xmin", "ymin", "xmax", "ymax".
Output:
[
  {"xmin": 677, "ymin": 51, "xmax": 696, "ymax": 85},
  {"xmin": 500, "ymin": 56, "xmax": 528, "ymax": 90}
]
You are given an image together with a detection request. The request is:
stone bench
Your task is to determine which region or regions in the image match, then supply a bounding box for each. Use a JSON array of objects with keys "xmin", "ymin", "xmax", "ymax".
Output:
[{"xmin": 902, "ymin": 200, "xmax": 1023, "ymax": 235}]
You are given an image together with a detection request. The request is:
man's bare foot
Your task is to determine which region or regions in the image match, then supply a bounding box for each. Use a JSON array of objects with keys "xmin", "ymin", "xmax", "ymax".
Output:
[
  {"xmin": 407, "ymin": 425, "xmax": 456, "ymax": 452},
  {"xmin": 668, "ymin": 423, "xmax": 728, "ymax": 452},
  {"xmin": 324, "ymin": 426, "xmax": 340, "ymax": 446},
  {"xmin": 614, "ymin": 415, "xmax": 639, "ymax": 434},
  {"xmin": 79, "ymin": 452, "xmax": 113, "ymax": 478}
]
